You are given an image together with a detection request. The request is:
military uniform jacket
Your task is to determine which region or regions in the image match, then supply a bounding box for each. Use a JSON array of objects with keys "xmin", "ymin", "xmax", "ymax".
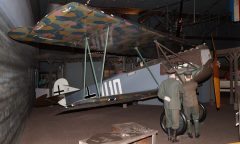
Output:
[
  {"xmin": 158, "ymin": 78, "xmax": 184, "ymax": 110},
  {"xmin": 182, "ymin": 80, "xmax": 198, "ymax": 107}
]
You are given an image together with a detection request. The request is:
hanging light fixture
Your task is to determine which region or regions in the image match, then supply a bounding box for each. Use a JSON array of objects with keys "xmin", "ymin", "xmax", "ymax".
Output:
[
  {"xmin": 47, "ymin": 3, "xmax": 63, "ymax": 13},
  {"xmin": 85, "ymin": 0, "xmax": 91, "ymax": 6}
]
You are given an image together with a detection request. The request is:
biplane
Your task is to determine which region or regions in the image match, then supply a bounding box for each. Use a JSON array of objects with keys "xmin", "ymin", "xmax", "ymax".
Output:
[{"xmin": 8, "ymin": 2, "xmax": 215, "ymax": 119}]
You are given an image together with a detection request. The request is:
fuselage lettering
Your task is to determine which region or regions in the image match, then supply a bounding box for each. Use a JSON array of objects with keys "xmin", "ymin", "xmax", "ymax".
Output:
[{"xmin": 101, "ymin": 78, "xmax": 122, "ymax": 96}]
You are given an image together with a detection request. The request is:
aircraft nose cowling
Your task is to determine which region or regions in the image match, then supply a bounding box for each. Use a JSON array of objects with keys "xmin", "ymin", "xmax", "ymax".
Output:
[{"xmin": 193, "ymin": 59, "xmax": 213, "ymax": 83}]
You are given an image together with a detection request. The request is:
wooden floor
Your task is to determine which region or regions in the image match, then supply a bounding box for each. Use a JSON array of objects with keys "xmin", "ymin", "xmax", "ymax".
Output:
[{"xmin": 19, "ymin": 101, "xmax": 238, "ymax": 144}]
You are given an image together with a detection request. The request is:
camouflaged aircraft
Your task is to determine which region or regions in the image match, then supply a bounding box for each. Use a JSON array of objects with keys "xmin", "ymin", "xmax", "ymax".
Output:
[{"xmin": 8, "ymin": 2, "xmax": 215, "ymax": 112}]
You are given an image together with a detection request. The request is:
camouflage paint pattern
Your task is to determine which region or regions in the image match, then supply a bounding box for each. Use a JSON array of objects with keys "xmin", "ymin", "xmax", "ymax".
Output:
[{"xmin": 8, "ymin": 2, "xmax": 193, "ymax": 58}]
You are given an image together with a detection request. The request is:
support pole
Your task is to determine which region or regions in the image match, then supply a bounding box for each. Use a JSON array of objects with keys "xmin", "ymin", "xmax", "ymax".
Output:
[
  {"xmin": 234, "ymin": 53, "xmax": 239, "ymax": 110},
  {"xmin": 100, "ymin": 26, "xmax": 110, "ymax": 96},
  {"xmin": 49, "ymin": 60, "xmax": 53, "ymax": 97},
  {"xmin": 86, "ymin": 39, "xmax": 101, "ymax": 97},
  {"xmin": 193, "ymin": 0, "xmax": 196, "ymax": 23},
  {"xmin": 122, "ymin": 57, "xmax": 126, "ymax": 72},
  {"xmin": 236, "ymin": 53, "xmax": 240, "ymax": 140},
  {"xmin": 176, "ymin": 0, "xmax": 184, "ymax": 37},
  {"xmin": 228, "ymin": 55, "xmax": 234, "ymax": 104},
  {"xmin": 236, "ymin": 52, "xmax": 240, "ymax": 139},
  {"xmin": 83, "ymin": 37, "xmax": 88, "ymax": 97},
  {"xmin": 167, "ymin": 5, "xmax": 169, "ymax": 30},
  {"xmin": 134, "ymin": 47, "xmax": 159, "ymax": 87}
]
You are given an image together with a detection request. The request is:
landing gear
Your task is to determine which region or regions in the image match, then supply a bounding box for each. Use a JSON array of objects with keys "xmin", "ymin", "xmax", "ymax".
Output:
[
  {"xmin": 199, "ymin": 103, "xmax": 207, "ymax": 122},
  {"xmin": 160, "ymin": 111, "xmax": 187, "ymax": 136},
  {"xmin": 160, "ymin": 103, "xmax": 207, "ymax": 135}
]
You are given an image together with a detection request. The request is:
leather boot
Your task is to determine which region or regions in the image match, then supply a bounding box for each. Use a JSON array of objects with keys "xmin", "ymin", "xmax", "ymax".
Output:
[
  {"xmin": 194, "ymin": 120, "xmax": 200, "ymax": 138},
  {"xmin": 171, "ymin": 129, "xmax": 179, "ymax": 143},
  {"xmin": 187, "ymin": 120, "xmax": 193, "ymax": 138},
  {"xmin": 167, "ymin": 128, "xmax": 171, "ymax": 141}
]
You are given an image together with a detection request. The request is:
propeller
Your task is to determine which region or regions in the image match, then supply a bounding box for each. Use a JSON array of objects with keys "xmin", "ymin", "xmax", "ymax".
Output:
[{"xmin": 211, "ymin": 33, "xmax": 221, "ymax": 109}]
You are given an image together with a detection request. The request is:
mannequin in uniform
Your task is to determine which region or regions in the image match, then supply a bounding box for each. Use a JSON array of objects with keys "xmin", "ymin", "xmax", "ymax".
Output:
[
  {"xmin": 182, "ymin": 71, "xmax": 200, "ymax": 138},
  {"xmin": 158, "ymin": 70, "xmax": 185, "ymax": 142}
]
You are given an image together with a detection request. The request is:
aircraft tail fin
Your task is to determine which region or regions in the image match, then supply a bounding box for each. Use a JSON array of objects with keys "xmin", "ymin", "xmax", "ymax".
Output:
[{"xmin": 52, "ymin": 78, "xmax": 80, "ymax": 97}]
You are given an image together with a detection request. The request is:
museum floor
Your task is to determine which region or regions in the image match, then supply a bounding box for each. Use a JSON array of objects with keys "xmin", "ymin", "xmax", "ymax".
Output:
[{"xmin": 20, "ymin": 97, "xmax": 238, "ymax": 144}]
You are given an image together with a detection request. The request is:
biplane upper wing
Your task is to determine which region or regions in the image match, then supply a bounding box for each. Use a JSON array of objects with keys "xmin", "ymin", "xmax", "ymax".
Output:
[{"xmin": 8, "ymin": 2, "xmax": 194, "ymax": 58}]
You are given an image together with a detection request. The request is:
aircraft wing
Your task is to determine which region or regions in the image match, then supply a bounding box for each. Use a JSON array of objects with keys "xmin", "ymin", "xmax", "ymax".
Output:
[
  {"xmin": 61, "ymin": 89, "xmax": 158, "ymax": 112},
  {"xmin": 8, "ymin": 2, "xmax": 194, "ymax": 58}
]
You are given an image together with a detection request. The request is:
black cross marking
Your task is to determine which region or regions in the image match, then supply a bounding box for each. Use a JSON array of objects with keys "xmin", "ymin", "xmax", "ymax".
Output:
[
  {"xmin": 54, "ymin": 85, "xmax": 64, "ymax": 95},
  {"xmin": 85, "ymin": 86, "xmax": 96, "ymax": 99},
  {"xmin": 87, "ymin": 86, "xmax": 90, "ymax": 96}
]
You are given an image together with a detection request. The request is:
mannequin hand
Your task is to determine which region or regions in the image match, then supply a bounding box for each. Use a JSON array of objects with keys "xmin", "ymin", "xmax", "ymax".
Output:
[
  {"xmin": 164, "ymin": 96, "xmax": 171, "ymax": 102},
  {"xmin": 217, "ymin": 61, "xmax": 221, "ymax": 68}
]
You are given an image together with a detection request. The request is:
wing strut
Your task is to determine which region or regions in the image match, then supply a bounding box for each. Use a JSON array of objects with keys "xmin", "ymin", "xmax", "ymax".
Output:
[
  {"xmin": 85, "ymin": 38, "xmax": 101, "ymax": 97},
  {"xmin": 83, "ymin": 37, "xmax": 88, "ymax": 98},
  {"xmin": 134, "ymin": 47, "xmax": 159, "ymax": 88},
  {"xmin": 154, "ymin": 40, "xmax": 198, "ymax": 69},
  {"xmin": 154, "ymin": 40, "xmax": 183, "ymax": 83},
  {"xmin": 100, "ymin": 26, "xmax": 110, "ymax": 97},
  {"xmin": 82, "ymin": 26, "xmax": 110, "ymax": 98}
]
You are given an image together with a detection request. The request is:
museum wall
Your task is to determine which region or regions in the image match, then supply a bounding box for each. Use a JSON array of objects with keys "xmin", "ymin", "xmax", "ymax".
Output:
[{"xmin": 0, "ymin": 0, "xmax": 38, "ymax": 144}]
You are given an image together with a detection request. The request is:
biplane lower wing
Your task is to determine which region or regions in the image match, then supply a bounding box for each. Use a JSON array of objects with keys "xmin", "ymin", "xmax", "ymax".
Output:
[
  {"xmin": 8, "ymin": 2, "xmax": 194, "ymax": 58},
  {"xmin": 63, "ymin": 90, "xmax": 158, "ymax": 111}
]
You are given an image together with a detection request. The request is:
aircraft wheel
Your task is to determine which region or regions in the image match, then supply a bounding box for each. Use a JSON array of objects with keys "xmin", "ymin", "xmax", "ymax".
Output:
[
  {"xmin": 199, "ymin": 103, "xmax": 207, "ymax": 122},
  {"xmin": 160, "ymin": 111, "xmax": 187, "ymax": 136}
]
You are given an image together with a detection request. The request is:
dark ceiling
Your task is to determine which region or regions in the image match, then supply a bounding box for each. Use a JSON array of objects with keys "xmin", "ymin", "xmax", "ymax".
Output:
[
  {"xmin": 29, "ymin": 0, "xmax": 240, "ymax": 49},
  {"xmin": 30, "ymin": 0, "xmax": 229, "ymax": 22}
]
